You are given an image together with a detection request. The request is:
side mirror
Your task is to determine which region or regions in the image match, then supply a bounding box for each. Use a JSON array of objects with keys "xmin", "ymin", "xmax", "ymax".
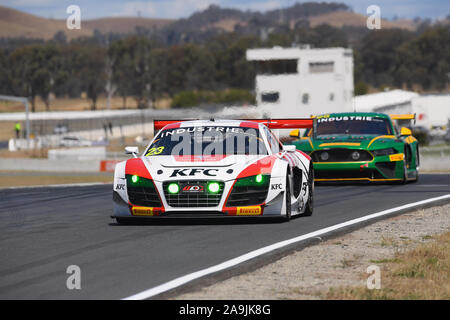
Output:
[
  {"xmin": 289, "ymin": 129, "xmax": 300, "ymax": 138},
  {"xmin": 400, "ymin": 127, "xmax": 412, "ymax": 136},
  {"xmin": 125, "ymin": 146, "xmax": 139, "ymax": 158},
  {"xmin": 283, "ymin": 145, "xmax": 296, "ymax": 152}
]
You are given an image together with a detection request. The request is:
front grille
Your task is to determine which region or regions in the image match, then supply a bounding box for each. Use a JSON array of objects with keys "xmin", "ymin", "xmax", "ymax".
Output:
[
  {"xmin": 312, "ymin": 149, "xmax": 373, "ymax": 162},
  {"xmin": 163, "ymin": 180, "xmax": 224, "ymax": 208},
  {"xmin": 227, "ymin": 184, "xmax": 269, "ymax": 207},
  {"xmin": 126, "ymin": 175, "xmax": 162, "ymax": 207}
]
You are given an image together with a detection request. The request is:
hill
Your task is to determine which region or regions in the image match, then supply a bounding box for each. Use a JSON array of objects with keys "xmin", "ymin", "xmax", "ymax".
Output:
[
  {"xmin": 0, "ymin": 6, "xmax": 173, "ymax": 40},
  {"xmin": 0, "ymin": 2, "xmax": 433, "ymax": 42}
]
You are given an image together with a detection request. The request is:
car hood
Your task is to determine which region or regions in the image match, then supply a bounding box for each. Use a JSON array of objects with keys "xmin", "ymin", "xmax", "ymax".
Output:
[
  {"xmin": 138, "ymin": 154, "xmax": 272, "ymax": 182},
  {"xmin": 310, "ymin": 135, "xmax": 396, "ymax": 150}
]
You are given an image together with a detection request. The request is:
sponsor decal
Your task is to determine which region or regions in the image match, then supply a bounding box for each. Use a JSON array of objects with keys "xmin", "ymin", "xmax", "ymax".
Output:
[
  {"xmin": 236, "ymin": 206, "xmax": 262, "ymax": 216},
  {"xmin": 182, "ymin": 185, "xmax": 204, "ymax": 192},
  {"xmin": 170, "ymin": 168, "xmax": 219, "ymax": 177},
  {"xmin": 115, "ymin": 183, "xmax": 125, "ymax": 190},
  {"xmin": 389, "ymin": 153, "xmax": 405, "ymax": 162},
  {"xmin": 132, "ymin": 207, "xmax": 154, "ymax": 216},
  {"xmin": 317, "ymin": 116, "xmax": 383, "ymax": 123},
  {"xmin": 271, "ymin": 184, "xmax": 283, "ymax": 190},
  {"xmin": 159, "ymin": 127, "xmax": 251, "ymax": 138}
]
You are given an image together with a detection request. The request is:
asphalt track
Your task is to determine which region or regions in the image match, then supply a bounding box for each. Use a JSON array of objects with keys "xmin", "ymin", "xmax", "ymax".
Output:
[{"xmin": 0, "ymin": 174, "xmax": 449, "ymax": 299}]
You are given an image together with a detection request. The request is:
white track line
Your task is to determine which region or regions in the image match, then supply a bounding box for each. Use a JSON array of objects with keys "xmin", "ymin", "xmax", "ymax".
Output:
[{"xmin": 123, "ymin": 194, "xmax": 450, "ymax": 300}]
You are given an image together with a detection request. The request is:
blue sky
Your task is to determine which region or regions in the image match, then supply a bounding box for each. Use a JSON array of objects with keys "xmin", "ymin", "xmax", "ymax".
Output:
[{"xmin": 1, "ymin": 0, "xmax": 449, "ymax": 20}]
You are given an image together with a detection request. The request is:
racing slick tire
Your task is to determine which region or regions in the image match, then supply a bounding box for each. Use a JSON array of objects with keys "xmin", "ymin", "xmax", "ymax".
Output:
[
  {"xmin": 283, "ymin": 175, "xmax": 292, "ymax": 222},
  {"xmin": 411, "ymin": 146, "xmax": 419, "ymax": 183},
  {"xmin": 301, "ymin": 163, "xmax": 314, "ymax": 217}
]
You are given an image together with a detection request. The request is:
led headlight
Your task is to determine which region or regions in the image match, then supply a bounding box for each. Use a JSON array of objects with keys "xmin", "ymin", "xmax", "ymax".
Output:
[
  {"xmin": 372, "ymin": 148, "xmax": 397, "ymax": 157},
  {"xmin": 234, "ymin": 174, "xmax": 270, "ymax": 187},
  {"xmin": 167, "ymin": 183, "xmax": 180, "ymax": 194},
  {"xmin": 207, "ymin": 182, "xmax": 221, "ymax": 194}
]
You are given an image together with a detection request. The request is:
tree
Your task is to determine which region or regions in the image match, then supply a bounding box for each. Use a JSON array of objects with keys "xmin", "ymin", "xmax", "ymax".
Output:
[
  {"xmin": 358, "ymin": 29, "xmax": 414, "ymax": 87},
  {"xmin": 395, "ymin": 27, "xmax": 450, "ymax": 90},
  {"xmin": 78, "ymin": 46, "xmax": 106, "ymax": 110}
]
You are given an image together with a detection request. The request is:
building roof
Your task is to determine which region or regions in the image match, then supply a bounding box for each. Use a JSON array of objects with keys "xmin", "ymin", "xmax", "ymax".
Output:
[
  {"xmin": 353, "ymin": 89, "xmax": 419, "ymax": 112},
  {"xmin": 246, "ymin": 46, "xmax": 351, "ymax": 61}
]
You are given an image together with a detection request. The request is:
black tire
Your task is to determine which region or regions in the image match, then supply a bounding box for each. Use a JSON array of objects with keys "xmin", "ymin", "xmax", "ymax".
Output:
[
  {"xmin": 302, "ymin": 163, "xmax": 314, "ymax": 216},
  {"xmin": 284, "ymin": 175, "xmax": 292, "ymax": 222},
  {"xmin": 411, "ymin": 147, "xmax": 419, "ymax": 183}
]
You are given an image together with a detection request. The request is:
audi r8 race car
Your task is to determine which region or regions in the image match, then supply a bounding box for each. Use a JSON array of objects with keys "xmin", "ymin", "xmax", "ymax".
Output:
[
  {"xmin": 289, "ymin": 113, "xmax": 419, "ymax": 183},
  {"xmin": 112, "ymin": 119, "xmax": 314, "ymax": 223}
]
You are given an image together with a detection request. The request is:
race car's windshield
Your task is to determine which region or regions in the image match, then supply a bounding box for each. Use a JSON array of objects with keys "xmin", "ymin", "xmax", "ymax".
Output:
[
  {"xmin": 146, "ymin": 126, "xmax": 268, "ymax": 156},
  {"xmin": 315, "ymin": 116, "xmax": 392, "ymax": 137}
]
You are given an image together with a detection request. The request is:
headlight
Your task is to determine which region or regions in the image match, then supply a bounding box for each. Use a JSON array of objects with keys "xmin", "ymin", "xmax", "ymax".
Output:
[
  {"xmin": 207, "ymin": 182, "xmax": 221, "ymax": 194},
  {"xmin": 127, "ymin": 175, "xmax": 154, "ymax": 187},
  {"xmin": 351, "ymin": 151, "xmax": 361, "ymax": 160},
  {"xmin": 234, "ymin": 174, "xmax": 270, "ymax": 187},
  {"xmin": 320, "ymin": 151, "xmax": 329, "ymax": 161},
  {"xmin": 167, "ymin": 183, "xmax": 180, "ymax": 194},
  {"xmin": 372, "ymin": 148, "xmax": 397, "ymax": 156}
]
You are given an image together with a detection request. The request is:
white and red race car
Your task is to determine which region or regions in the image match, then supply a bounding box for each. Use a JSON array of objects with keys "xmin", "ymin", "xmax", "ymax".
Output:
[{"xmin": 112, "ymin": 119, "xmax": 314, "ymax": 223}]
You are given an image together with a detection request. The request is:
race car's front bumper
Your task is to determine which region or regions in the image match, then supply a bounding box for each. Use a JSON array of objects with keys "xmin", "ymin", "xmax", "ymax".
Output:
[
  {"xmin": 313, "ymin": 154, "xmax": 405, "ymax": 182},
  {"xmin": 112, "ymin": 178, "xmax": 286, "ymax": 219}
]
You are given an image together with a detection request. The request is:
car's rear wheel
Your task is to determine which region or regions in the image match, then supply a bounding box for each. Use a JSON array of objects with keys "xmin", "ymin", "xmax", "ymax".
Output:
[{"xmin": 302, "ymin": 163, "xmax": 314, "ymax": 216}]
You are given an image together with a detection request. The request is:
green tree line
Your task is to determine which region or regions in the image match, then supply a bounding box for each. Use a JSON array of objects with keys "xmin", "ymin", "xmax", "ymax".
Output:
[{"xmin": 0, "ymin": 24, "xmax": 448, "ymax": 112}]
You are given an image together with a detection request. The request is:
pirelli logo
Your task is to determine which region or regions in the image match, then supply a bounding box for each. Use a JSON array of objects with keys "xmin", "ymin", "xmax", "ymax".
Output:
[
  {"xmin": 236, "ymin": 206, "xmax": 262, "ymax": 216},
  {"xmin": 131, "ymin": 207, "xmax": 154, "ymax": 216},
  {"xmin": 389, "ymin": 153, "xmax": 405, "ymax": 162}
]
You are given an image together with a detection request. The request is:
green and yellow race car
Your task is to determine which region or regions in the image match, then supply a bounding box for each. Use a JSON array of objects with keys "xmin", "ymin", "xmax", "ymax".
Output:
[{"xmin": 289, "ymin": 112, "xmax": 419, "ymax": 183}]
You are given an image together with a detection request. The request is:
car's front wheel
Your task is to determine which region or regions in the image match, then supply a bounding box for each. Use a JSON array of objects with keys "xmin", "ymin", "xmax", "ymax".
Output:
[
  {"xmin": 301, "ymin": 163, "xmax": 314, "ymax": 216},
  {"xmin": 284, "ymin": 175, "xmax": 292, "ymax": 222}
]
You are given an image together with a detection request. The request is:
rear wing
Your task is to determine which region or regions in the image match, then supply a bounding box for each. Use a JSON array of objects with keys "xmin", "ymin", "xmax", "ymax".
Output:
[
  {"xmin": 389, "ymin": 114, "xmax": 416, "ymax": 124},
  {"xmin": 153, "ymin": 119, "xmax": 314, "ymax": 131}
]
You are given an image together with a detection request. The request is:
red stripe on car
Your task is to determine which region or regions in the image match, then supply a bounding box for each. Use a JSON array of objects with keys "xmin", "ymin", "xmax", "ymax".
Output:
[
  {"xmin": 125, "ymin": 158, "xmax": 152, "ymax": 179},
  {"xmin": 236, "ymin": 155, "xmax": 277, "ymax": 179}
]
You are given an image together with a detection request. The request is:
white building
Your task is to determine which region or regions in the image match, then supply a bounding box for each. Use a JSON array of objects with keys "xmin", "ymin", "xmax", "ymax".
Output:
[
  {"xmin": 246, "ymin": 46, "xmax": 354, "ymax": 118},
  {"xmin": 353, "ymin": 89, "xmax": 419, "ymax": 114},
  {"xmin": 353, "ymin": 90, "xmax": 450, "ymax": 129}
]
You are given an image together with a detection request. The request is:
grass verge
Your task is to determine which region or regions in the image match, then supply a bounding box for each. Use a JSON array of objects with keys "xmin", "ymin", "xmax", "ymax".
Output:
[{"xmin": 325, "ymin": 231, "xmax": 450, "ymax": 299}]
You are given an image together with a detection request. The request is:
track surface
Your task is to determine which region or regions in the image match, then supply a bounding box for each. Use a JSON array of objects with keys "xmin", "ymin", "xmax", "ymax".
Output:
[{"xmin": 0, "ymin": 174, "xmax": 449, "ymax": 299}]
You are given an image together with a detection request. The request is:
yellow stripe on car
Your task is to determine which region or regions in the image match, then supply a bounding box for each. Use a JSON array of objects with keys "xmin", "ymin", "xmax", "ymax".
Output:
[
  {"xmin": 319, "ymin": 142, "xmax": 361, "ymax": 147},
  {"xmin": 367, "ymin": 135, "xmax": 396, "ymax": 148}
]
